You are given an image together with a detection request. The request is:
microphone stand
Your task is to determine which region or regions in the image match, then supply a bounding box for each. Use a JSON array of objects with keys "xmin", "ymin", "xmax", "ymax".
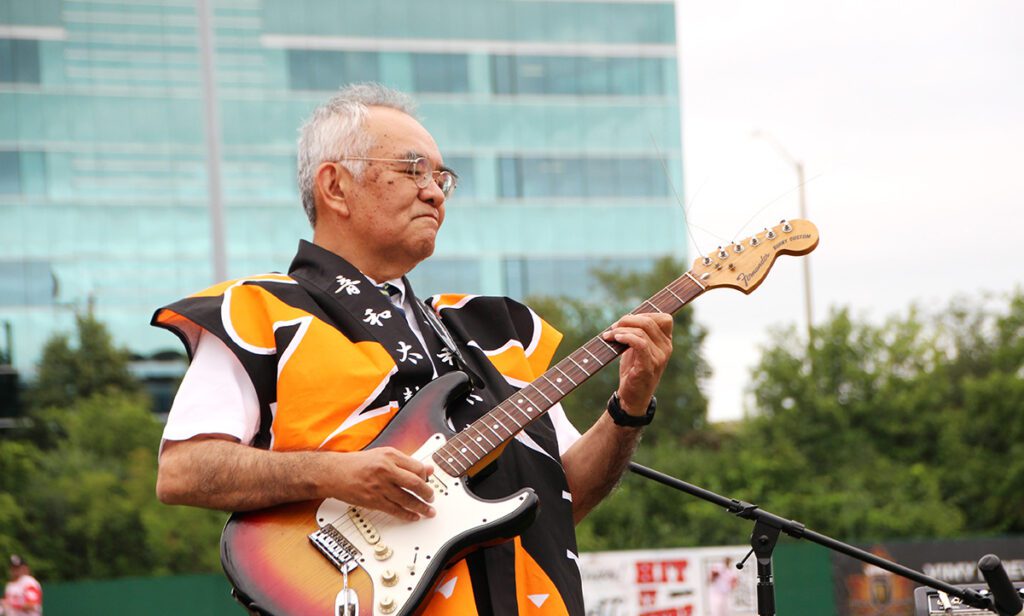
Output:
[{"xmin": 627, "ymin": 461, "xmax": 1002, "ymax": 615}]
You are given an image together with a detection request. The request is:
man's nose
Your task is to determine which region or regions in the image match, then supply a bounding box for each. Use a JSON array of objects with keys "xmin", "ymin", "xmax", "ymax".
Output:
[{"xmin": 420, "ymin": 176, "xmax": 446, "ymax": 208}]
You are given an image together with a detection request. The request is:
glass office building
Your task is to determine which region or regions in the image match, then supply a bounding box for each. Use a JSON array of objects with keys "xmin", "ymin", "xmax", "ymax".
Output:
[{"xmin": 0, "ymin": 0, "xmax": 684, "ymax": 383}]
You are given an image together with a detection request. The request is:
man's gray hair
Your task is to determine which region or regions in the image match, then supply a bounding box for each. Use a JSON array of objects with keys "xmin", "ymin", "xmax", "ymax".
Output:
[{"xmin": 296, "ymin": 83, "xmax": 418, "ymax": 227}]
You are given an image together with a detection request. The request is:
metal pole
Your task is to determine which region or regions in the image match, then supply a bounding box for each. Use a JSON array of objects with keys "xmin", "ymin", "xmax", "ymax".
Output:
[
  {"xmin": 795, "ymin": 161, "xmax": 813, "ymax": 342},
  {"xmin": 752, "ymin": 131, "xmax": 814, "ymax": 341},
  {"xmin": 196, "ymin": 0, "xmax": 227, "ymax": 282}
]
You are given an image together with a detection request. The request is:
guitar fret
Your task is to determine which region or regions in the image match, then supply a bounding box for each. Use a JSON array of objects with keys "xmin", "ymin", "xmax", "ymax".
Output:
[
  {"xmin": 530, "ymin": 385, "xmax": 554, "ymax": 405},
  {"xmin": 508, "ymin": 398, "xmax": 532, "ymax": 420},
  {"xmin": 641, "ymin": 299, "xmax": 663, "ymax": 313},
  {"xmin": 446, "ymin": 444, "xmax": 473, "ymax": 468},
  {"xmin": 685, "ymin": 271, "xmax": 706, "ymax": 290},
  {"xmin": 473, "ymin": 427, "xmax": 495, "ymax": 448},
  {"xmin": 596, "ymin": 337, "xmax": 617, "ymax": 353},
  {"xmin": 666, "ymin": 286, "xmax": 685, "ymax": 302},
  {"xmin": 448, "ymin": 442, "xmax": 474, "ymax": 465},
  {"xmin": 541, "ymin": 374, "xmax": 566, "ymax": 396},
  {"xmin": 491, "ymin": 413, "xmax": 513, "ymax": 434},
  {"xmin": 484, "ymin": 420, "xmax": 505, "ymax": 439},
  {"xmin": 568, "ymin": 355, "xmax": 591, "ymax": 375},
  {"xmin": 553, "ymin": 365, "xmax": 577, "ymax": 386},
  {"xmin": 461, "ymin": 431, "xmax": 487, "ymax": 456},
  {"xmin": 582, "ymin": 346, "xmax": 602, "ymax": 362},
  {"xmin": 499, "ymin": 406, "xmax": 524, "ymax": 430}
]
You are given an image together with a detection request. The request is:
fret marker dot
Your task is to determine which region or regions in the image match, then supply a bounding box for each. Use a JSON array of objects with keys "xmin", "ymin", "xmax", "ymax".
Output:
[
  {"xmin": 493, "ymin": 424, "xmax": 499, "ymax": 429},
  {"xmin": 447, "ymin": 458, "xmax": 454, "ymax": 463},
  {"xmin": 527, "ymin": 407, "xmax": 534, "ymax": 412},
  {"xmin": 460, "ymin": 447, "xmax": 467, "ymax": 453},
  {"xmin": 476, "ymin": 437, "xmax": 482, "ymax": 442},
  {"xmin": 583, "ymin": 359, "xmax": 589, "ymax": 364},
  {"xmin": 556, "ymin": 378, "xmax": 562, "ymax": 383},
  {"xmin": 517, "ymin": 398, "xmax": 524, "ymax": 403}
]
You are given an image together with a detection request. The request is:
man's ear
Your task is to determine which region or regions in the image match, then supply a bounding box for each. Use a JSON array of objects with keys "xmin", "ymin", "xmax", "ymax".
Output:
[{"xmin": 314, "ymin": 162, "xmax": 351, "ymax": 218}]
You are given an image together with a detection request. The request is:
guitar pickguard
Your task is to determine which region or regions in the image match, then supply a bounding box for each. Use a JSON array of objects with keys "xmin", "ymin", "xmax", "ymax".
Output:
[{"xmin": 312, "ymin": 433, "xmax": 533, "ymax": 616}]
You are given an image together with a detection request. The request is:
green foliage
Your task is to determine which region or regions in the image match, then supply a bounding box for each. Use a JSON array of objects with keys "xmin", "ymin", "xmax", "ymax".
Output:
[
  {"xmin": 0, "ymin": 317, "xmax": 224, "ymax": 582},
  {"xmin": 551, "ymin": 271, "xmax": 1023, "ymax": 551}
]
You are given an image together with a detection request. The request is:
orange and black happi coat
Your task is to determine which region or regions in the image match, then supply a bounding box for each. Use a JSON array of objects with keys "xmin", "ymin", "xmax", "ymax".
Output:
[{"xmin": 153, "ymin": 240, "xmax": 585, "ymax": 615}]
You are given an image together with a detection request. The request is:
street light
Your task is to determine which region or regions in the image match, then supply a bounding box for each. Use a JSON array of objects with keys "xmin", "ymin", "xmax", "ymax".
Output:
[{"xmin": 751, "ymin": 130, "xmax": 814, "ymax": 342}]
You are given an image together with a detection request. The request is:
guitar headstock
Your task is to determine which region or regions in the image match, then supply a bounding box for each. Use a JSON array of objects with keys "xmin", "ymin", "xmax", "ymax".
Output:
[{"xmin": 691, "ymin": 219, "xmax": 819, "ymax": 293}]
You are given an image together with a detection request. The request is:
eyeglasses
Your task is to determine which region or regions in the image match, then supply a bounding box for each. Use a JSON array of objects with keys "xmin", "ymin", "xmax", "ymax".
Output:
[{"xmin": 339, "ymin": 156, "xmax": 458, "ymax": 198}]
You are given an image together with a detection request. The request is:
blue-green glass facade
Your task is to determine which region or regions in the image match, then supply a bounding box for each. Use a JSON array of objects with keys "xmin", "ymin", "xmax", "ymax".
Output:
[{"xmin": 0, "ymin": 0, "xmax": 684, "ymax": 376}]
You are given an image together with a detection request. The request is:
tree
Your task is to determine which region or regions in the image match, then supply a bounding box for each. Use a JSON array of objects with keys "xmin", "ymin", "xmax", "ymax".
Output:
[
  {"xmin": 0, "ymin": 316, "xmax": 225, "ymax": 581},
  {"xmin": 26, "ymin": 313, "xmax": 141, "ymax": 412}
]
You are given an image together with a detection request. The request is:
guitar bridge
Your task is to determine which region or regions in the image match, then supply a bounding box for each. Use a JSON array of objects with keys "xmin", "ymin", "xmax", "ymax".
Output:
[{"xmin": 308, "ymin": 523, "xmax": 361, "ymax": 573}]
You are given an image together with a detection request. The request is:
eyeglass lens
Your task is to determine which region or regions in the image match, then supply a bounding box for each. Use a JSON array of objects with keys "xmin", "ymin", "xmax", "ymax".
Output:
[{"xmin": 410, "ymin": 157, "xmax": 456, "ymax": 198}]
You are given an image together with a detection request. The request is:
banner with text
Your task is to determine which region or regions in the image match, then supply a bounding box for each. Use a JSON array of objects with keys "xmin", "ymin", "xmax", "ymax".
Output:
[{"xmin": 579, "ymin": 546, "xmax": 756, "ymax": 616}]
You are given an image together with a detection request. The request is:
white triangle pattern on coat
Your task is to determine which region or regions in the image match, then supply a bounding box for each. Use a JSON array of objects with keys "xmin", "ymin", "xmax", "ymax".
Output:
[
  {"xmin": 527, "ymin": 593, "xmax": 549, "ymax": 607},
  {"xmin": 436, "ymin": 576, "xmax": 457, "ymax": 599}
]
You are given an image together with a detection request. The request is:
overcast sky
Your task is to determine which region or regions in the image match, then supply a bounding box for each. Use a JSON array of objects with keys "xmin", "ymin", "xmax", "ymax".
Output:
[{"xmin": 674, "ymin": 0, "xmax": 1024, "ymax": 421}]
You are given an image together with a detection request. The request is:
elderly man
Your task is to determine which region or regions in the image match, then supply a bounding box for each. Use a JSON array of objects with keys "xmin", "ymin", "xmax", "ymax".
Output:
[{"xmin": 154, "ymin": 83, "xmax": 672, "ymax": 615}]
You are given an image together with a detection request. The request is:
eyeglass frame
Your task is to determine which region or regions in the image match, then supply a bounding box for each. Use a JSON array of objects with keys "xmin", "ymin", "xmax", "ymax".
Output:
[{"xmin": 336, "ymin": 156, "xmax": 458, "ymax": 198}]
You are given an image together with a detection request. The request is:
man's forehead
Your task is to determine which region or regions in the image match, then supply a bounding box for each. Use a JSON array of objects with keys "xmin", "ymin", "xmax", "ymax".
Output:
[{"xmin": 365, "ymin": 107, "xmax": 440, "ymax": 155}]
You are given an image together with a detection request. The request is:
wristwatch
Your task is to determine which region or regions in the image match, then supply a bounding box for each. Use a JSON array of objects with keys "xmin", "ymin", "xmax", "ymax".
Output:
[{"xmin": 606, "ymin": 391, "xmax": 656, "ymax": 427}]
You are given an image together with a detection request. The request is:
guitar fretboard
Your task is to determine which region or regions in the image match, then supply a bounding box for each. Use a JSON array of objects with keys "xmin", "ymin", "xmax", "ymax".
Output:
[{"xmin": 432, "ymin": 272, "xmax": 706, "ymax": 477}]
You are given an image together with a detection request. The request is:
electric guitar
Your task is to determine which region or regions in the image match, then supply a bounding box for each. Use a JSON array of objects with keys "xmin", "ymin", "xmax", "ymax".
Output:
[{"xmin": 220, "ymin": 219, "xmax": 820, "ymax": 616}]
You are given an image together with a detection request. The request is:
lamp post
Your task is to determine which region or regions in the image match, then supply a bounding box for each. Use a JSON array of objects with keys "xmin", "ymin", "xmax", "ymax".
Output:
[{"xmin": 752, "ymin": 131, "xmax": 814, "ymax": 342}]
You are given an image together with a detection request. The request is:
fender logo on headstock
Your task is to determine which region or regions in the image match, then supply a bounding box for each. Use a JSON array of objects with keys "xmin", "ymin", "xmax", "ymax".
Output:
[
  {"xmin": 737, "ymin": 254, "xmax": 770, "ymax": 288},
  {"xmin": 691, "ymin": 219, "xmax": 819, "ymax": 294}
]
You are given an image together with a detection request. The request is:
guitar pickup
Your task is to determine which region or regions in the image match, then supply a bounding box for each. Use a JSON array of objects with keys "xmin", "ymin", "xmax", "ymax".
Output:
[
  {"xmin": 308, "ymin": 523, "xmax": 360, "ymax": 573},
  {"xmin": 347, "ymin": 506, "xmax": 381, "ymax": 545}
]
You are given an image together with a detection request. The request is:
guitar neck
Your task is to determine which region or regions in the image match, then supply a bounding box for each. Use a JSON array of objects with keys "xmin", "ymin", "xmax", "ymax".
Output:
[{"xmin": 433, "ymin": 271, "xmax": 707, "ymax": 477}]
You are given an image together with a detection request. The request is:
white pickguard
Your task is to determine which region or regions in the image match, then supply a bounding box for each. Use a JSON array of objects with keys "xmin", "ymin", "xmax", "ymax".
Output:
[{"xmin": 314, "ymin": 433, "xmax": 531, "ymax": 616}]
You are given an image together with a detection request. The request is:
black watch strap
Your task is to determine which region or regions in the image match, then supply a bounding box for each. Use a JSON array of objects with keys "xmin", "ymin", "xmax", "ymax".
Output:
[{"xmin": 606, "ymin": 391, "xmax": 656, "ymax": 427}]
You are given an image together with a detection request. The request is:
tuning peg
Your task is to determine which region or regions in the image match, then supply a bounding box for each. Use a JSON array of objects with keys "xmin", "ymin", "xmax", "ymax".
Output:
[
  {"xmin": 702, "ymin": 256, "xmax": 712, "ymax": 266},
  {"xmin": 765, "ymin": 228, "xmax": 777, "ymax": 240},
  {"xmin": 782, "ymin": 220, "xmax": 793, "ymax": 232},
  {"xmin": 717, "ymin": 246, "xmax": 729, "ymax": 259},
  {"xmin": 749, "ymin": 237, "xmax": 760, "ymax": 247},
  {"xmin": 733, "ymin": 242, "xmax": 744, "ymax": 253}
]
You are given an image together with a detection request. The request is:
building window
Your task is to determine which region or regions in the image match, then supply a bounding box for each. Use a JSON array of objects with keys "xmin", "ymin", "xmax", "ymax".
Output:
[
  {"xmin": 491, "ymin": 55, "xmax": 670, "ymax": 97},
  {"xmin": 0, "ymin": 38, "xmax": 40, "ymax": 84},
  {"xmin": 0, "ymin": 151, "xmax": 20, "ymax": 193},
  {"xmin": 444, "ymin": 156, "xmax": 474, "ymax": 200},
  {"xmin": 412, "ymin": 54, "xmax": 469, "ymax": 94},
  {"xmin": 505, "ymin": 256, "xmax": 656, "ymax": 300},
  {"xmin": 0, "ymin": 261, "xmax": 56, "ymax": 307},
  {"xmin": 287, "ymin": 50, "xmax": 381, "ymax": 91},
  {"xmin": 408, "ymin": 257, "xmax": 482, "ymax": 295},
  {"xmin": 498, "ymin": 156, "xmax": 669, "ymax": 199},
  {"xmin": 0, "ymin": 151, "xmax": 45, "ymax": 195}
]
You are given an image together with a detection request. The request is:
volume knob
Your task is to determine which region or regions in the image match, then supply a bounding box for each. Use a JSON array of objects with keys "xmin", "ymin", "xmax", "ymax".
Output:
[
  {"xmin": 374, "ymin": 544, "xmax": 393, "ymax": 561},
  {"xmin": 381, "ymin": 569, "xmax": 398, "ymax": 587},
  {"xmin": 379, "ymin": 596, "xmax": 396, "ymax": 614}
]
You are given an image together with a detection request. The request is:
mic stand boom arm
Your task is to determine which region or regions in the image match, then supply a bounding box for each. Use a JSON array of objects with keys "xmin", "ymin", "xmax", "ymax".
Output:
[{"xmin": 627, "ymin": 461, "xmax": 996, "ymax": 615}]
